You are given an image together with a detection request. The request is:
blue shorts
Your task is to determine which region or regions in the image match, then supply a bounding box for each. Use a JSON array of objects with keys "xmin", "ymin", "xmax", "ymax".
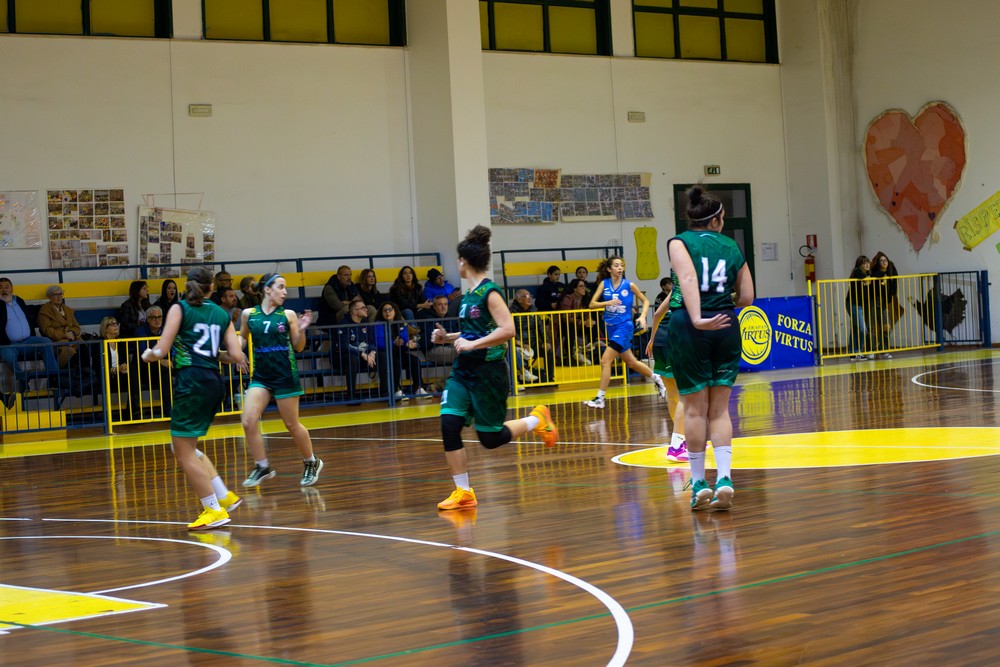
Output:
[{"xmin": 606, "ymin": 321, "xmax": 634, "ymax": 353}]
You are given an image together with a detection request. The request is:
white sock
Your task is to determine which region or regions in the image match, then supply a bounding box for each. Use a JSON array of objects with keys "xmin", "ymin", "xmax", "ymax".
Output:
[
  {"xmin": 453, "ymin": 473, "xmax": 471, "ymax": 490},
  {"xmin": 670, "ymin": 432, "xmax": 685, "ymax": 448},
  {"xmin": 210, "ymin": 476, "xmax": 229, "ymax": 500},
  {"xmin": 256, "ymin": 458, "xmax": 269, "ymax": 469},
  {"xmin": 201, "ymin": 494, "xmax": 221, "ymax": 511},
  {"xmin": 689, "ymin": 450, "xmax": 706, "ymax": 481},
  {"xmin": 714, "ymin": 445, "xmax": 733, "ymax": 479},
  {"xmin": 524, "ymin": 415, "xmax": 540, "ymax": 431},
  {"xmin": 304, "ymin": 455, "xmax": 316, "ymax": 462},
  {"xmin": 596, "ymin": 389, "xmax": 606, "ymax": 399}
]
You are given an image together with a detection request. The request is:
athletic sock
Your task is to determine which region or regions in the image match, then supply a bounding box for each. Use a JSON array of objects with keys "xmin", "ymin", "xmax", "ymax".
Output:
[
  {"xmin": 714, "ymin": 445, "xmax": 732, "ymax": 479},
  {"xmin": 304, "ymin": 455, "xmax": 316, "ymax": 463},
  {"xmin": 201, "ymin": 494, "xmax": 221, "ymax": 511},
  {"xmin": 689, "ymin": 450, "xmax": 706, "ymax": 481},
  {"xmin": 256, "ymin": 458, "xmax": 270, "ymax": 469},
  {"xmin": 670, "ymin": 432, "xmax": 685, "ymax": 448},
  {"xmin": 596, "ymin": 389, "xmax": 606, "ymax": 399},
  {"xmin": 210, "ymin": 476, "xmax": 229, "ymax": 500},
  {"xmin": 524, "ymin": 415, "xmax": 540, "ymax": 431},
  {"xmin": 453, "ymin": 472, "xmax": 471, "ymax": 491}
]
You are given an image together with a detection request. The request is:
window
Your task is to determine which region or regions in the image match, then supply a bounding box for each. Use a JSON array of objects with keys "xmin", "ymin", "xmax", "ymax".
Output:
[
  {"xmin": 1, "ymin": 0, "xmax": 171, "ymax": 38},
  {"xmin": 633, "ymin": 0, "xmax": 776, "ymax": 63},
  {"xmin": 202, "ymin": 0, "xmax": 406, "ymax": 46},
  {"xmin": 480, "ymin": 0, "xmax": 610, "ymax": 56}
]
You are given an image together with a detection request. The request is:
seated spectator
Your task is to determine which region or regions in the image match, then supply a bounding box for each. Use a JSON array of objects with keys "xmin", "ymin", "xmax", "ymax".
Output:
[
  {"xmin": 237, "ymin": 276, "xmax": 262, "ymax": 309},
  {"xmin": 0, "ymin": 277, "xmax": 59, "ymax": 390},
  {"xmin": 117, "ymin": 280, "xmax": 151, "ymax": 338},
  {"xmin": 559, "ymin": 278, "xmax": 598, "ymax": 366},
  {"xmin": 320, "ymin": 265, "xmax": 374, "ymax": 325},
  {"xmin": 375, "ymin": 301, "xmax": 429, "ymax": 400},
  {"xmin": 356, "ymin": 268, "xmax": 388, "ymax": 310},
  {"xmin": 38, "ymin": 285, "xmax": 82, "ymax": 368},
  {"xmin": 535, "ymin": 265, "xmax": 564, "ymax": 311},
  {"xmin": 389, "ymin": 265, "xmax": 431, "ymax": 320},
  {"xmin": 334, "ymin": 297, "xmax": 378, "ymax": 400},
  {"xmin": 575, "ymin": 265, "xmax": 595, "ymax": 307},
  {"xmin": 510, "ymin": 288, "xmax": 556, "ymax": 383},
  {"xmin": 209, "ymin": 270, "xmax": 233, "ymax": 306},
  {"xmin": 217, "ymin": 286, "xmax": 242, "ymax": 326},
  {"xmin": 423, "ymin": 268, "xmax": 461, "ymax": 316},
  {"xmin": 416, "ymin": 295, "xmax": 459, "ymax": 378},
  {"xmin": 155, "ymin": 279, "xmax": 179, "ymax": 311},
  {"xmin": 135, "ymin": 305, "xmax": 172, "ymax": 417},
  {"xmin": 652, "ymin": 276, "xmax": 671, "ymax": 310},
  {"xmin": 93, "ymin": 315, "xmax": 140, "ymax": 416}
]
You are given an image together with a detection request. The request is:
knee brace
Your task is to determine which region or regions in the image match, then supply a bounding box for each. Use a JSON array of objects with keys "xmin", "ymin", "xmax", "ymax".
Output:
[
  {"xmin": 477, "ymin": 426, "xmax": 513, "ymax": 450},
  {"xmin": 441, "ymin": 414, "xmax": 466, "ymax": 452}
]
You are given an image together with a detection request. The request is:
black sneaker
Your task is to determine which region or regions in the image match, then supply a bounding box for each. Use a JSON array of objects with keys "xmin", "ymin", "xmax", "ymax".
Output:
[
  {"xmin": 242, "ymin": 464, "xmax": 277, "ymax": 488},
  {"xmin": 300, "ymin": 458, "xmax": 324, "ymax": 487}
]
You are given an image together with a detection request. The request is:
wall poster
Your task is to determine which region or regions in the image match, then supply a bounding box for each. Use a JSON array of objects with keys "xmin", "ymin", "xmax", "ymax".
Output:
[
  {"xmin": 46, "ymin": 188, "xmax": 127, "ymax": 268},
  {"xmin": 0, "ymin": 190, "xmax": 42, "ymax": 249},
  {"xmin": 139, "ymin": 206, "xmax": 216, "ymax": 278}
]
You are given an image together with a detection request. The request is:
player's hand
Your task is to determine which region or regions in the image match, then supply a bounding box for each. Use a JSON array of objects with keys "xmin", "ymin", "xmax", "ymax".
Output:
[
  {"xmin": 431, "ymin": 323, "xmax": 447, "ymax": 344},
  {"xmin": 692, "ymin": 313, "xmax": 732, "ymax": 330},
  {"xmin": 299, "ymin": 310, "xmax": 313, "ymax": 330},
  {"xmin": 453, "ymin": 337, "xmax": 473, "ymax": 354},
  {"xmin": 608, "ymin": 298, "xmax": 622, "ymax": 307},
  {"xmin": 645, "ymin": 341, "xmax": 653, "ymax": 357},
  {"xmin": 141, "ymin": 348, "xmax": 159, "ymax": 363}
]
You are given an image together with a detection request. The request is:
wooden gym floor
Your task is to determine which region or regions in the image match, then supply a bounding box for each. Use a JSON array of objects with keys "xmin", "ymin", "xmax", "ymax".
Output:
[{"xmin": 1, "ymin": 349, "xmax": 999, "ymax": 666}]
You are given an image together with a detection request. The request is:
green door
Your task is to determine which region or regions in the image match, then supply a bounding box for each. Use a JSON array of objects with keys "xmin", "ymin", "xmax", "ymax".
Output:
[{"xmin": 672, "ymin": 183, "xmax": 755, "ymax": 284}]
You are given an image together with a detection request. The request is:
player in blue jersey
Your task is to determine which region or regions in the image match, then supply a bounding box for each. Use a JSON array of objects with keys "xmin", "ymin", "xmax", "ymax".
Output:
[{"xmin": 584, "ymin": 256, "xmax": 666, "ymax": 409}]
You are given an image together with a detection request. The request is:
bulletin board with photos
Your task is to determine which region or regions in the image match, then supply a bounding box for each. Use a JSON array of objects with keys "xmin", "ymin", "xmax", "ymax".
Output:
[
  {"xmin": 138, "ymin": 206, "xmax": 216, "ymax": 278},
  {"xmin": 46, "ymin": 188, "xmax": 128, "ymax": 268},
  {"xmin": 0, "ymin": 190, "xmax": 43, "ymax": 249}
]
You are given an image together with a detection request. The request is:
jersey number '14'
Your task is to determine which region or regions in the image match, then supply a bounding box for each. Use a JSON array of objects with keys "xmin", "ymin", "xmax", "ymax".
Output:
[{"xmin": 701, "ymin": 258, "xmax": 727, "ymax": 293}]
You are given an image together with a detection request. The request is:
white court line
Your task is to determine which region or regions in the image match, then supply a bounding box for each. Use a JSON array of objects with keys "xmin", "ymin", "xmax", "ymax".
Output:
[
  {"xmin": 0, "ymin": 582, "xmax": 166, "ymax": 634},
  {"xmin": 911, "ymin": 359, "xmax": 1000, "ymax": 393},
  {"xmin": 26, "ymin": 518, "xmax": 633, "ymax": 667},
  {"xmin": 11, "ymin": 532, "xmax": 232, "ymax": 594},
  {"xmin": 268, "ymin": 434, "xmax": 646, "ymax": 448}
]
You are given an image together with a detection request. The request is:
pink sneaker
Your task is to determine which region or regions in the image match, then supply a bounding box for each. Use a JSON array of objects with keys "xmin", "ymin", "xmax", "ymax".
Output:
[{"xmin": 666, "ymin": 441, "xmax": 689, "ymax": 463}]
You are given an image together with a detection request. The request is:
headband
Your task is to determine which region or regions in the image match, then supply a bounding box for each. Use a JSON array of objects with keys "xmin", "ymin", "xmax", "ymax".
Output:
[
  {"xmin": 690, "ymin": 202, "xmax": 724, "ymax": 223},
  {"xmin": 264, "ymin": 274, "xmax": 282, "ymax": 288}
]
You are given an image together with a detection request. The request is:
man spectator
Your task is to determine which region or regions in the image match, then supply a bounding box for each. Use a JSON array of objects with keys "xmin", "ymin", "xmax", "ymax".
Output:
[
  {"xmin": 0, "ymin": 277, "xmax": 60, "ymax": 391},
  {"xmin": 218, "ymin": 286, "xmax": 241, "ymax": 325},
  {"xmin": 417, "ymin": 293, "xmax": 459, "ymax": 358},
  {"xmin": 422, "ymin": 268, "xmax": 461, "ymax": 316},
  {"xmin": 210, "ymin": 271, "xmax": 233, "ymax": 306},
  {"xmin": 37, "ymin": 285, "xmax": 82, "ymax": 368},
  {"xmin": 510, "ymin": 288, "xmax": 555, "ymax": 383},
  {"xmin": 319, "ymin": 265, "xmax": 374, "ymax": 325},
  {"xmin": 334, "ymin": 297, "xmax": 378, "ymax": 400}
]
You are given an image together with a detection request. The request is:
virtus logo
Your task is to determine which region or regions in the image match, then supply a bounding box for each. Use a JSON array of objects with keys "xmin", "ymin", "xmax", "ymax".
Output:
[{"xmin": 738, "ymin": 306, "xmax": 771, "ymax": 365}]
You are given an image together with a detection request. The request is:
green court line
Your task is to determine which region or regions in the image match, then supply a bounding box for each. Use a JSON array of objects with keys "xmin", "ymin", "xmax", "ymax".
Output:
[{"xmin": 10, "ymin": 527, "xmax": 994, "ymax": 665}]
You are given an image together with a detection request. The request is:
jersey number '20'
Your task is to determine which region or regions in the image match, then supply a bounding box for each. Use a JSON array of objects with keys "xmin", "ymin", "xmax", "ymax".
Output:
[{"xmin": 193, "ymin": 323, "xmax": 222, "ymax": 357}]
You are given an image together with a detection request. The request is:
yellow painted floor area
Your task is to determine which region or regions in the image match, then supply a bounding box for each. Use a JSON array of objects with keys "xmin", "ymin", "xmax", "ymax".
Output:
[
  {"xmin": 0, "ymin": 584, "xmax": 162, "ymax": 632},
  {"xmin": 614, "ymin": 427, "xmax": 1000, "ymax": 470}
]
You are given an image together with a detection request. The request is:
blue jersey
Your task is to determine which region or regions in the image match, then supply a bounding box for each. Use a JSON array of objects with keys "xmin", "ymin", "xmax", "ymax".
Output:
[{"xmin": 599, "ymin": 278, "xmax": 634, "ymax": 328}]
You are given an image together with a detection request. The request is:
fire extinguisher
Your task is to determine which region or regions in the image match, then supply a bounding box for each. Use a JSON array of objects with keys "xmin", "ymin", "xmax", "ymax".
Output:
[{"xmin": 799, "ymin": 234, "xmax": 817, "ymax": 285}]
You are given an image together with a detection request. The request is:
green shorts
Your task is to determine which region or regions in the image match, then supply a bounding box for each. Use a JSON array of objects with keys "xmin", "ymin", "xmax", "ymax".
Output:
[
  {"xmin": 667, "ymin": 310, "xmax": 741, "ymax": 395},
  {"xmin": 652, "ymin": 345, "xmax": 673, "ymax": 378},
  {"xmin": 248, "ymin": 377, "xmax": 304, "ymax": 400},
  {"xmin": 440, "ymin": 359, "xmax": 510, "ymax": 432},
  {"xmin": 171, "ymin": 367, "xmax": 226, "ymax": 438}
]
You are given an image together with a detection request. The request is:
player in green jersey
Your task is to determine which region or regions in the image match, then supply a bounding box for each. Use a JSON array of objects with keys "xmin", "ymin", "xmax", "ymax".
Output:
[
  {"xmin": 432, "ymin": 225, "xmax": 559, "ymax": 511},
  {"xmin": 141, "ymin": 267, "xmax": 248, "ymax": 531},
  {"xmin": 646, "ymin": 275, "xmax": 688, "ymax": 462},
  {"xmin": 239, "ymin": 273, "xmax": 323, "ymax": 488},
  {"xmin": 667, "ymin": 186, "xmax": 754, "ymax": 511}
]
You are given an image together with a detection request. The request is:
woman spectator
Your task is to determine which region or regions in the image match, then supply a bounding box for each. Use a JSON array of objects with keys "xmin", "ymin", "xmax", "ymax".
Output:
[
  {"xmin": 94, "ymin": 315, "xmax": 140, "ymax": 415},
  {"xmin": 155, "ymin": 279, "xmax": 179, "ymax": 312},
  {"xmin": 558, "ymin": 278, "xmax": 597, "ymax": 365},
  {"xmin": 575, "ymin": 265, "xmax": 595, "ymax": 307},
  {"xmin": 869, "ymin": 251, "xmax": 899, "ymax": 359},
  {"xmin": 237, "ymin": 276, "xmax": 262, "ymax": 309},
  {"xmin": 357, "ymin": 268, "xmax": 387, "ymax": 310},
  {"xmin": 535, "ymin": 265, "xmax": 564, "ymax": 312},
  {"xmin": 846, "ymin": 256, "xmax": 873, "ymax": 361},
  {"xmin": 117, "ymin": 280, "xmax": 151, "ymax": 338},
  {"xmin": 375, "ymin": 301, "xmax": 428, "ymax": 400},
  {"xmin": 136, "ymin": 305, "xmax": 172, "ymax": 417},
  {"xmin": 389, "ymin": 265, "xmax": 430, "ymax": 320},
  {"xmin": 38, "ymin": 285, "xmax": 81, "ymax": 368}
]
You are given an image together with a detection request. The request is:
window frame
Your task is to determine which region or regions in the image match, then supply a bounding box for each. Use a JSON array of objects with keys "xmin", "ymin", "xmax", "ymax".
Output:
[
  {"xmin": 3, "ymin": 0, "xmax": 172, "ymax": 38},
  {"xmin": 201, "ymin": 0, "xmax": 406, "ymax": 46},
  {"xmin": 632, "ymin": 0, "xmax": 777, "ymax": 64},
  {"xmin": 481, "ymin": 0, "xmax": 611, "ymax": 56}
]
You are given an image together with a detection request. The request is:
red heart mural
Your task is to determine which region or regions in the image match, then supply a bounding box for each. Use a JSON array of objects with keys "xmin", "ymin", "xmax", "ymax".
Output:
[{"xmin": 864, "ymin": 102, "xmax": 966, "ymax": 252}]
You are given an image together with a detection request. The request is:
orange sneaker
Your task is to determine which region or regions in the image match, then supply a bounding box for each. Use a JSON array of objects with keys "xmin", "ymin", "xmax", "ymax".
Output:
[
  {"xmin": 437, "ymin": 487, "xmax": 478, "ymax": 510},
  {"xmin": 530, "ymin": 405, "xmax": 558, "ymax": 447}
]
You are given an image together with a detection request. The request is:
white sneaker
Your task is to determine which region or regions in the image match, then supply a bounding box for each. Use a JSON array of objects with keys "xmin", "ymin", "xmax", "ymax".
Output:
[
  {"xmin": 523, "ymin": 370, "xmax": 539, "ymax": 382},
  {"xmin": 576, "ymin": 351, "xmax": 593, "ymax": 366},
  {"xmin": 394, "ymin": 389, "xmax": 409, "ymax": 401},
  {"xmin": 883, "ymin": 353, "xmax": 892, "ymax": 359},
  {"xmin": 585, "ymin": 396, "xmax": 605, "ymax": 409},
  {"xmin": 415, "ymin": 387, "xmax": 430, "ymax": 397},
  {"xmin": 653, "ymin": 377, "xmax": 667, "ymax": 401}
]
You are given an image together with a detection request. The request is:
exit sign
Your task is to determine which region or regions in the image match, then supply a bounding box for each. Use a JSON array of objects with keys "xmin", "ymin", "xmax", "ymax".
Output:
[{"xmin": 704, "ymin": 165, "xmax": 721, "ymax": 176}]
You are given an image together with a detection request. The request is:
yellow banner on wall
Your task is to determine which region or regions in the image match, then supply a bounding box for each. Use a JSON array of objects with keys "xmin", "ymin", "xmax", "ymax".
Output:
[{"xmin": 954, "ymin": 190, "xmax": 1000, "ymax": 251}]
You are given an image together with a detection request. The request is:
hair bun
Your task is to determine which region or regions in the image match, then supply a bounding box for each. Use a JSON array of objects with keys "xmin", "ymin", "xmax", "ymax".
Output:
[{"xmin": 687, "ymin": 185, "xmax": 705, "ymax": 205}]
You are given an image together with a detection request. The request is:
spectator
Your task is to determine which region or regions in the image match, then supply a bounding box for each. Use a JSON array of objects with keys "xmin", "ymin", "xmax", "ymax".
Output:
[
  {"xmin": 0, "ymin": 277, "xmax": 59, "ymax": 388},
  {"xmin": 38, "ymin": 285, "xmax": 82, "ymax": 368},
  {"xmin": 389, "ymin": 265, "xmax": 431, "ymax": 320},
  {"xmin": 95, "ymin": 315, "xmax": 140, "ymax": 415},
  {"xmin": 846, "ymin": 255, "xmax": 873, "ymax": 361},
  {"xmin": 423, "ymin": 268, "xmax": 461, "ymax": 315},
  {"xmin": 509, "ymin": 288, "xmax": 555, "ymax": 383},
  {"xmin": 652, "ymin": 276, "xmax": 671, "ymax": 310},
  {"xmin": 870, "ymin": 251, "xmax": 899, "ymax": 359},
  {"xmin": 319, "ymin": 265, "xmax": 374, "ymax": 325},
  {"xmin": 135, "ymin": 305, "xmax": 165, "ymax": 339},
  {"xmin": 375, "ymin": 301, "xmax": 429, "ymax": 400},
  {"xmin": 356, "ymin": 268, "xmax": 387, "ymax": 310},
  {"xmin": 237, "ymin": 276, "xmax": 262, "ymax": 309},
  {"xmin": 155, "ymin": 279, "xmax": 179, "ymax": 311},
  {"xmin": 416, "ymin": 295, "xmax": 459, "ymax": 385},
  {"xmin": 334, "ymin": 296, "xmax": 378, "ymax": 400},
  {"xmin": 135, "ymin": 305, "xmax": 172, "ymax": 417},
  {"xmin": 535, "ymin": 265, "xmax": 564, "ymax": 311},
  {"xmin": 209, "ymin": 271, "xmax": 233, "ymax": 306},
  {"xmin": 117, "ymin": 280, "xmax": 151, "ymax": 338},
  {"xmin": 217, "ymin": 286, "xmax": 241, "ymax": 326},
  {"xmin": 575, "ymin": 265, "xmax": 595, "ymax": 307},
  {"xmin": 559, "ymin": 278, "xmax": 597, "ymax": 366}
]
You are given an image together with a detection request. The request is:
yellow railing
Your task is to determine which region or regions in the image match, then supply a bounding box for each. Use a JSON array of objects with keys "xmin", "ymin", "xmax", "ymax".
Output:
[
  {"xmin": 813, "ymin": 273, "xmax": 939, "ymax": 361},
  {"xmin": 510, "ymin": 308, "xmax": 625, "ymax": 392}
]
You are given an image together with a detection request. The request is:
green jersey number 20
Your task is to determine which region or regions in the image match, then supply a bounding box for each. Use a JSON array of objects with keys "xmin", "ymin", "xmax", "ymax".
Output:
[{"xmin": 193, "ymin": 323, "xmax": 222, "ymax": 358}]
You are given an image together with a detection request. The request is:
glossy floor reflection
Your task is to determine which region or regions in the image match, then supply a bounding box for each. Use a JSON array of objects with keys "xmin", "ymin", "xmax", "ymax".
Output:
[{"xmin": 1, "ymin": 349, "xmax": 999, "ymax": 665}]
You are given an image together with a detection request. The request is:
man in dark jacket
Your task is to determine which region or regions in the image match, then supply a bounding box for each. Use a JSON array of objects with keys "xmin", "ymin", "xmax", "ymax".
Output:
[
  {"xmin": 318, "ymin": 265, "xmax": 374, "ymax": 325},
  {"xmin": 333, "ymin": 297, "xmax": 378, "ymax": 399}
]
